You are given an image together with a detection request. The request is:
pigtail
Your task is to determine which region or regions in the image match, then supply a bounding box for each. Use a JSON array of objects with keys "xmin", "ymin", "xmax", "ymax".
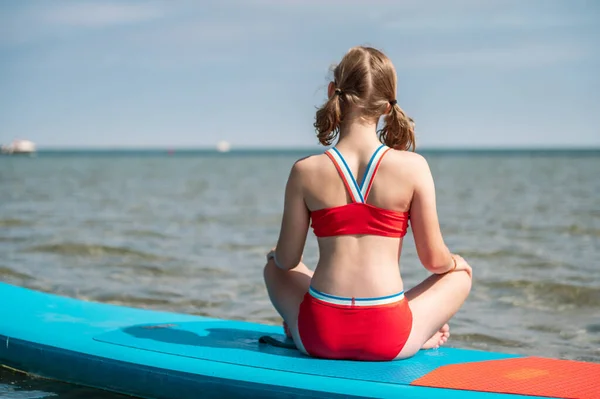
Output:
[
  {"xmin": 314, "ymin": 91, "xmax": 343, "ymax": 146},
  {"xmin": 378, "ymin": 104, "xmax": 416, "ymax": 151}
]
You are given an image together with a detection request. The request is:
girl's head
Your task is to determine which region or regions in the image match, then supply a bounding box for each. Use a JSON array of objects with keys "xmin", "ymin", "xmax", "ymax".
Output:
[{"xmin": 314, "ymin": 46, "xmax": 415, "ymax": 151}]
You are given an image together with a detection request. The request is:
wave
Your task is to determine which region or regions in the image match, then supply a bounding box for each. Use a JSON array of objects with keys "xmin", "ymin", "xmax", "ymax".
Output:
[
  {"xmin": 452, "ymin": 332, "xmax": 525, "ymax": 348},
  {"xmin": 0, "ymin": 385, "xmax": 56, "ymax": 399},
  {"xmin": 124, "ymin": 229, "xmax": 173, "ymax": 239},
  {"xmin": 0, "ymin": 219, "xmax": 32, "ymax": 228},
  {"xmin": 0, "ymin": 266, "xmax": 33, "ymax": 281},
  {"xmin": 487, "ymin": 280, "xmax": 600, "ymax": 307},
  {"xmin": 23, "ymin": 243, "xmax": 169, "ymax": 261}
]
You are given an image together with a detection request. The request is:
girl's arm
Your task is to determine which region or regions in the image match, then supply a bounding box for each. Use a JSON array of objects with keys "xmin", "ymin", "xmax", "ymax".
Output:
[
  {"xmin": 270, "ymin": 160, "xmax": 310, "ymax": 270},
  {"xmin": 409, "ymin": 154, "xmax": 455, "ymax": 274}
]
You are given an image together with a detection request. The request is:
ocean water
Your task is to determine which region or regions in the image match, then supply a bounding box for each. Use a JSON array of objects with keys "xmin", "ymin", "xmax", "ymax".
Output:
[{"xmin": 1, "ymin": 149, "xmax": 599, "ymax": 398}]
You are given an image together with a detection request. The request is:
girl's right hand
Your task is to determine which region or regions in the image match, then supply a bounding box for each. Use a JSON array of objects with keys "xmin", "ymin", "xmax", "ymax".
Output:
[{"xmin": 451, "ymin": 254, "xmax": 472, "ymax": 278}]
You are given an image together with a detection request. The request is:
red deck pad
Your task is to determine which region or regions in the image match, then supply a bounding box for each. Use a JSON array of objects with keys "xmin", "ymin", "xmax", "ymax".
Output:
[{"xmin": 411, "ymin": 356, "xmax": 600, "ymax": 399}]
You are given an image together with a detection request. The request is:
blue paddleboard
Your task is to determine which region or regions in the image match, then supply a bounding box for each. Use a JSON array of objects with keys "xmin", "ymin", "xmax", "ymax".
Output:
[{"xmin": 0, "ymin": 282, "xmax": 584, "ymax": 398}]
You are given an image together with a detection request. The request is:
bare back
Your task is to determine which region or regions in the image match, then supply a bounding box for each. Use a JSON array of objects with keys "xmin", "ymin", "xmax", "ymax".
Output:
[{"xmin": 300, "ymin": 145, "xmax": 422, "ymax": 298}]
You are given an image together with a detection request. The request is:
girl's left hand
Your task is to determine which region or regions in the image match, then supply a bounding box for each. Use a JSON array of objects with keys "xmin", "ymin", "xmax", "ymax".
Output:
[
  {"xmin": 266, "ymin": 247, "xmax": 303, "ymax": 263},
  {"xmin": 266, "ymin": 247, "xmax": 277, "ymax": 260}
]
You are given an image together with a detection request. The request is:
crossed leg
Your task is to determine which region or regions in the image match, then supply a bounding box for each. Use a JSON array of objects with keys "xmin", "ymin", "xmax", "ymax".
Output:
[
  {"xmin": 263, "ymin": 258, "xmax": 472, "ymax": 359},
  {"xmin": 263, "ymin": 258, "xmax": 313, "ymax": 355},
  {"xmin": 395, "ymin": 269, "xmax": 472, "ymax": 359}
]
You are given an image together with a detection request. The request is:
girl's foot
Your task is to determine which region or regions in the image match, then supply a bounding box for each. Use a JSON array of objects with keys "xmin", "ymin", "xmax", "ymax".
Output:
[{"xmin": 421, "ymin": 323, "xmax": 450, "ymax": 349}]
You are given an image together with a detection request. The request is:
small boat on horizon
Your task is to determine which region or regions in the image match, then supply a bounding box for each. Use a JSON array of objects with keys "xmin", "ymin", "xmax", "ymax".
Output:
[
  {"xmin": 216, "ymin": 140, "xmax": 231, "ymax": 153},
  {"xmin": 1, "ymin": 139, "xmax": 36, "ymax": 155}
]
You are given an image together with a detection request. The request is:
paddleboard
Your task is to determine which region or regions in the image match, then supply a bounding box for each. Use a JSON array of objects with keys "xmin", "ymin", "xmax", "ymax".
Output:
[{"xmin": 1, "ymin": 282, "xmax": 598, "ymax": 399}]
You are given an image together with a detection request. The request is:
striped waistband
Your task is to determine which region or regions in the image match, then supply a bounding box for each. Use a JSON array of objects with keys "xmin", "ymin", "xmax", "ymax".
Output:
[{"xmin": 308, "ymin": 286, "xmax": 405, "ymax": 306}]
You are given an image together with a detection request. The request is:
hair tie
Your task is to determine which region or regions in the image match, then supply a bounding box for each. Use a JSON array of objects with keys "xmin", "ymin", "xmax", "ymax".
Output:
[
  {"xmin": 389, "ymin": 99, "xmax": 397, "ymax": 106},
  {"xmin": 334, "ymin": 88, "xmax": 342, "ymax": 95}
]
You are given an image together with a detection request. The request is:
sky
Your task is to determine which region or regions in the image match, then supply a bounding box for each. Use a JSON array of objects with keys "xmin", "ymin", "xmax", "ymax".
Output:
[{"xmin": 1, "ymin": 0, "xmax": 599, "ymax": 149}]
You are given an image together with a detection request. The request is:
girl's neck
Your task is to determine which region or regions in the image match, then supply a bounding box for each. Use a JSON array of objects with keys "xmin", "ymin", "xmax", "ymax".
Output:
[{"xmin": 336, "ymin": 117, "xmax": 381, "ymax": 152}]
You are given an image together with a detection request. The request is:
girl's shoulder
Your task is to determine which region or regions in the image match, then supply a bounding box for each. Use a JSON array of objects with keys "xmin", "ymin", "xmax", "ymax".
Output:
[
  {"xmin": 383, "ymin": 148, "xmax": 430, "ymax": 172},
  {"xmin": 291, "ymin": 152, "xmax": 331, "ymax": 174}
]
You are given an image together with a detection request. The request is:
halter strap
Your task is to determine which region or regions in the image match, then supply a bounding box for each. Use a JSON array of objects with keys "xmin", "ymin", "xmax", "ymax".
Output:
[
  {"xmin": 325, "ymin": 148, "xmax": 364, "ymax": 203},
  {"xmin": 325, "ymin": 144, "xmax": 390, "ymax": 203},
  {"xmin": 361, "ymin": 145, "xmax": 391, "ymax": 200}
]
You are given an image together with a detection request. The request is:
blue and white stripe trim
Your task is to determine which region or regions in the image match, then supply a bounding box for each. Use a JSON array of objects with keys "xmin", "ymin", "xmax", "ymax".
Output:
[
  {"xmin": 326, "ymin": 145, "xmax": 389, "ymax": 203},
  {"xmin": 309, "ymin": 286, "xmax": 405, "ymax": 306},
  {"xmin": 328, "ymin": 147, "xmax": 364, "ymax": 203},
  {"xmin": 359, "ymin": 144, "xmax": 388, "ymax": 199}
]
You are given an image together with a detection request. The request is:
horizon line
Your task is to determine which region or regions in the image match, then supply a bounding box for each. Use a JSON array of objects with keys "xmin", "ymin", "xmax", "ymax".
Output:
[{"xmin": 30, "ymin": 145, "xmax": 600, "ymax": 152}]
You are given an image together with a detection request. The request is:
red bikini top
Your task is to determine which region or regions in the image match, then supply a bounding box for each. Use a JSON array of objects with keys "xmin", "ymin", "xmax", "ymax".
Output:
[{"xmin": 310, "ymin": 145, "xmax": 410, "ymax": 238}]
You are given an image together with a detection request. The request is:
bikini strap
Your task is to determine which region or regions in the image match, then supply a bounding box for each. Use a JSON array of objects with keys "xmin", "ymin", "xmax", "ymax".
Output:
[
  {"xmin": 360, "ymin": 145, "xmax": 391, "ymax": 200},
  {"xmin": 325, "ymin": 148, "xmax": 364, "ymax": 203}
]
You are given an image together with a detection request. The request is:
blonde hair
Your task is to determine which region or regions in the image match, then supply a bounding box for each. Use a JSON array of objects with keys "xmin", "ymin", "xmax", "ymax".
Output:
[{"xmin": 314, "ymin": 46, "xmax": 415, "ymax": 151}]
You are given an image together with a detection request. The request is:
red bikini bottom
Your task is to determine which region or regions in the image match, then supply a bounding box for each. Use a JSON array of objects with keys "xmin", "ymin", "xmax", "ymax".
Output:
[{"xmin": 297, "ymin": 287, "xmax": 413, "ymax": 361}]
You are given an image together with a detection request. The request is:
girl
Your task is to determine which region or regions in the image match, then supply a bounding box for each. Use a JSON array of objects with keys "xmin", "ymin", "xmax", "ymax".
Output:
[{"xmin": 264, "ymin": 46, "xmax": 472, "ymax": 361}]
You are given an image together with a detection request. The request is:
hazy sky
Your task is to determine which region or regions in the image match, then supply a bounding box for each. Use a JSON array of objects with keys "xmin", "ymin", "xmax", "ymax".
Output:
[{"xmin": 1, "ymin": 0, "xmax": 599, "ymax": 149}]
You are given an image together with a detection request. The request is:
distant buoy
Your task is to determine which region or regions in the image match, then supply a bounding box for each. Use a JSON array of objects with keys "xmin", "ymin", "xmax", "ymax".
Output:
[{"xmin": 216, "ymin": 141, "xmax": 231, "ymax": 152}]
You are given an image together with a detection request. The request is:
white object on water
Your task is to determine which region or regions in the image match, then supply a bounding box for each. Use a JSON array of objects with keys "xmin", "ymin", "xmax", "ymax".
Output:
[
  {"xmin": 216, "ymin": 140, "xmax": 231, "ymax": 152},
  {"xmin": 1, "ymin": 139, "xmax": 36, "ymax": 154}
]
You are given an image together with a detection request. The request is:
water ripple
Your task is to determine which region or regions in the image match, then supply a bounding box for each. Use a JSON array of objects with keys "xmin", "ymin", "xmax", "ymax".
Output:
[
  {"xmin": 452, "ymin": 333, "xmax": 526, "ymax": 349},
  {"xmin": 0, "ymin": 385, "xmax": 56, "ymax": 399},
  {"xmin": 0, "ymin": 266, "xmax": 33, "ymax": 281},
  {"xmin": 0, "ymin": 219, "xmax": 33, "ymax": 227},
  {"xmin": 488, "ymin": 280, "xmax": 600, "ymax": 308},
  {"xmin": 23, "ymin": 243, "xmax": 170, "ymax": 262}
]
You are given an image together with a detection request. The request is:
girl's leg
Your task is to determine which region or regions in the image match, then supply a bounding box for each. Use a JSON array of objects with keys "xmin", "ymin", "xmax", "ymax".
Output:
[
  {"xmin": 396, "ymin": 269, "xmax": 472, "ymax": 359},
  {"xmin": 263, "ymin": 258, "xmax": 313, "ymax": 354}
]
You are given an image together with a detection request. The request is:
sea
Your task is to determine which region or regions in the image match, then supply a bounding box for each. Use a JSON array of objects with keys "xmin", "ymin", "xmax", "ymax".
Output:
[{"xmin": 1, "ymin": 148, "xmax": 599, "ymax": 398}]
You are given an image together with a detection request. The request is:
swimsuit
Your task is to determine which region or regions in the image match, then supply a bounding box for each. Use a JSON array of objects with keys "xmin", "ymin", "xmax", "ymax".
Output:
[
  {"xmin": 310, "ymin": 145, "xmax": 409, "ymax": 238},
  {"xmin": 298, "ymin": 144, "xmax": 413, "ymax": 361},
  {"xmin": 298, "ymin": 287, "xmax": 413, "ymax": 361}
]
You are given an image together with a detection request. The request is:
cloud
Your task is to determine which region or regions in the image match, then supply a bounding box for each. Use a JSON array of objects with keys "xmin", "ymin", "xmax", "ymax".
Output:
[
  {"xmin": 41, "ymin": 1, "xmax": 164, "ymax": 28},
  {"xmin": 381, "ymin": 14, "xmax": 595, "ymax": 33},
  {"xmin": 0, "ymin": 1, "xmax": 166, "ymax": 47},
  {"xmin": 488, "ymin": 13, "xmax": 596, "ymax": 30},
  {"xmin": 125, "ymin": 17, "xmax": 276, "ymax": 48},
  {"xmin": 396, "ymin": 42, "xmax": 587, "ymax": 70},
  {"xmin": 238, "ymin": 0, "xmax": 509, "ymax": 8}
]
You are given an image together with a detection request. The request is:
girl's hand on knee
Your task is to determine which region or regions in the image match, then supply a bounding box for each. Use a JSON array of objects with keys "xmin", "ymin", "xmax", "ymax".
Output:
[
  {"xmin": 267, "ymin": 247, "xmax": 303, "ymax": 263},
  {"xmin": 266, "ymin": 246, "xmax": 280, "ymax": 258},
  {"xmin": 452, "ymin": 254, "xmax": 473, "ymax": 278}
]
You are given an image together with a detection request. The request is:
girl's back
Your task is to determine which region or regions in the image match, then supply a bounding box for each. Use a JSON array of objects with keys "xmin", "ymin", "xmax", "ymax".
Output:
[{"xmin": 300, "ymin": 145, "xmax": 424, "ymax": 298}]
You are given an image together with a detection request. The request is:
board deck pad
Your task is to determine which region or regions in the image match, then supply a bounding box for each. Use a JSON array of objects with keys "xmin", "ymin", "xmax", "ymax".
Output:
[
  {"xmin": 412, "ymin": 356, "xmax": 600, "ymax": 399},
  {"xmin": 95, "ymin": 321, "xmax": 520, "ymax": 386}
]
